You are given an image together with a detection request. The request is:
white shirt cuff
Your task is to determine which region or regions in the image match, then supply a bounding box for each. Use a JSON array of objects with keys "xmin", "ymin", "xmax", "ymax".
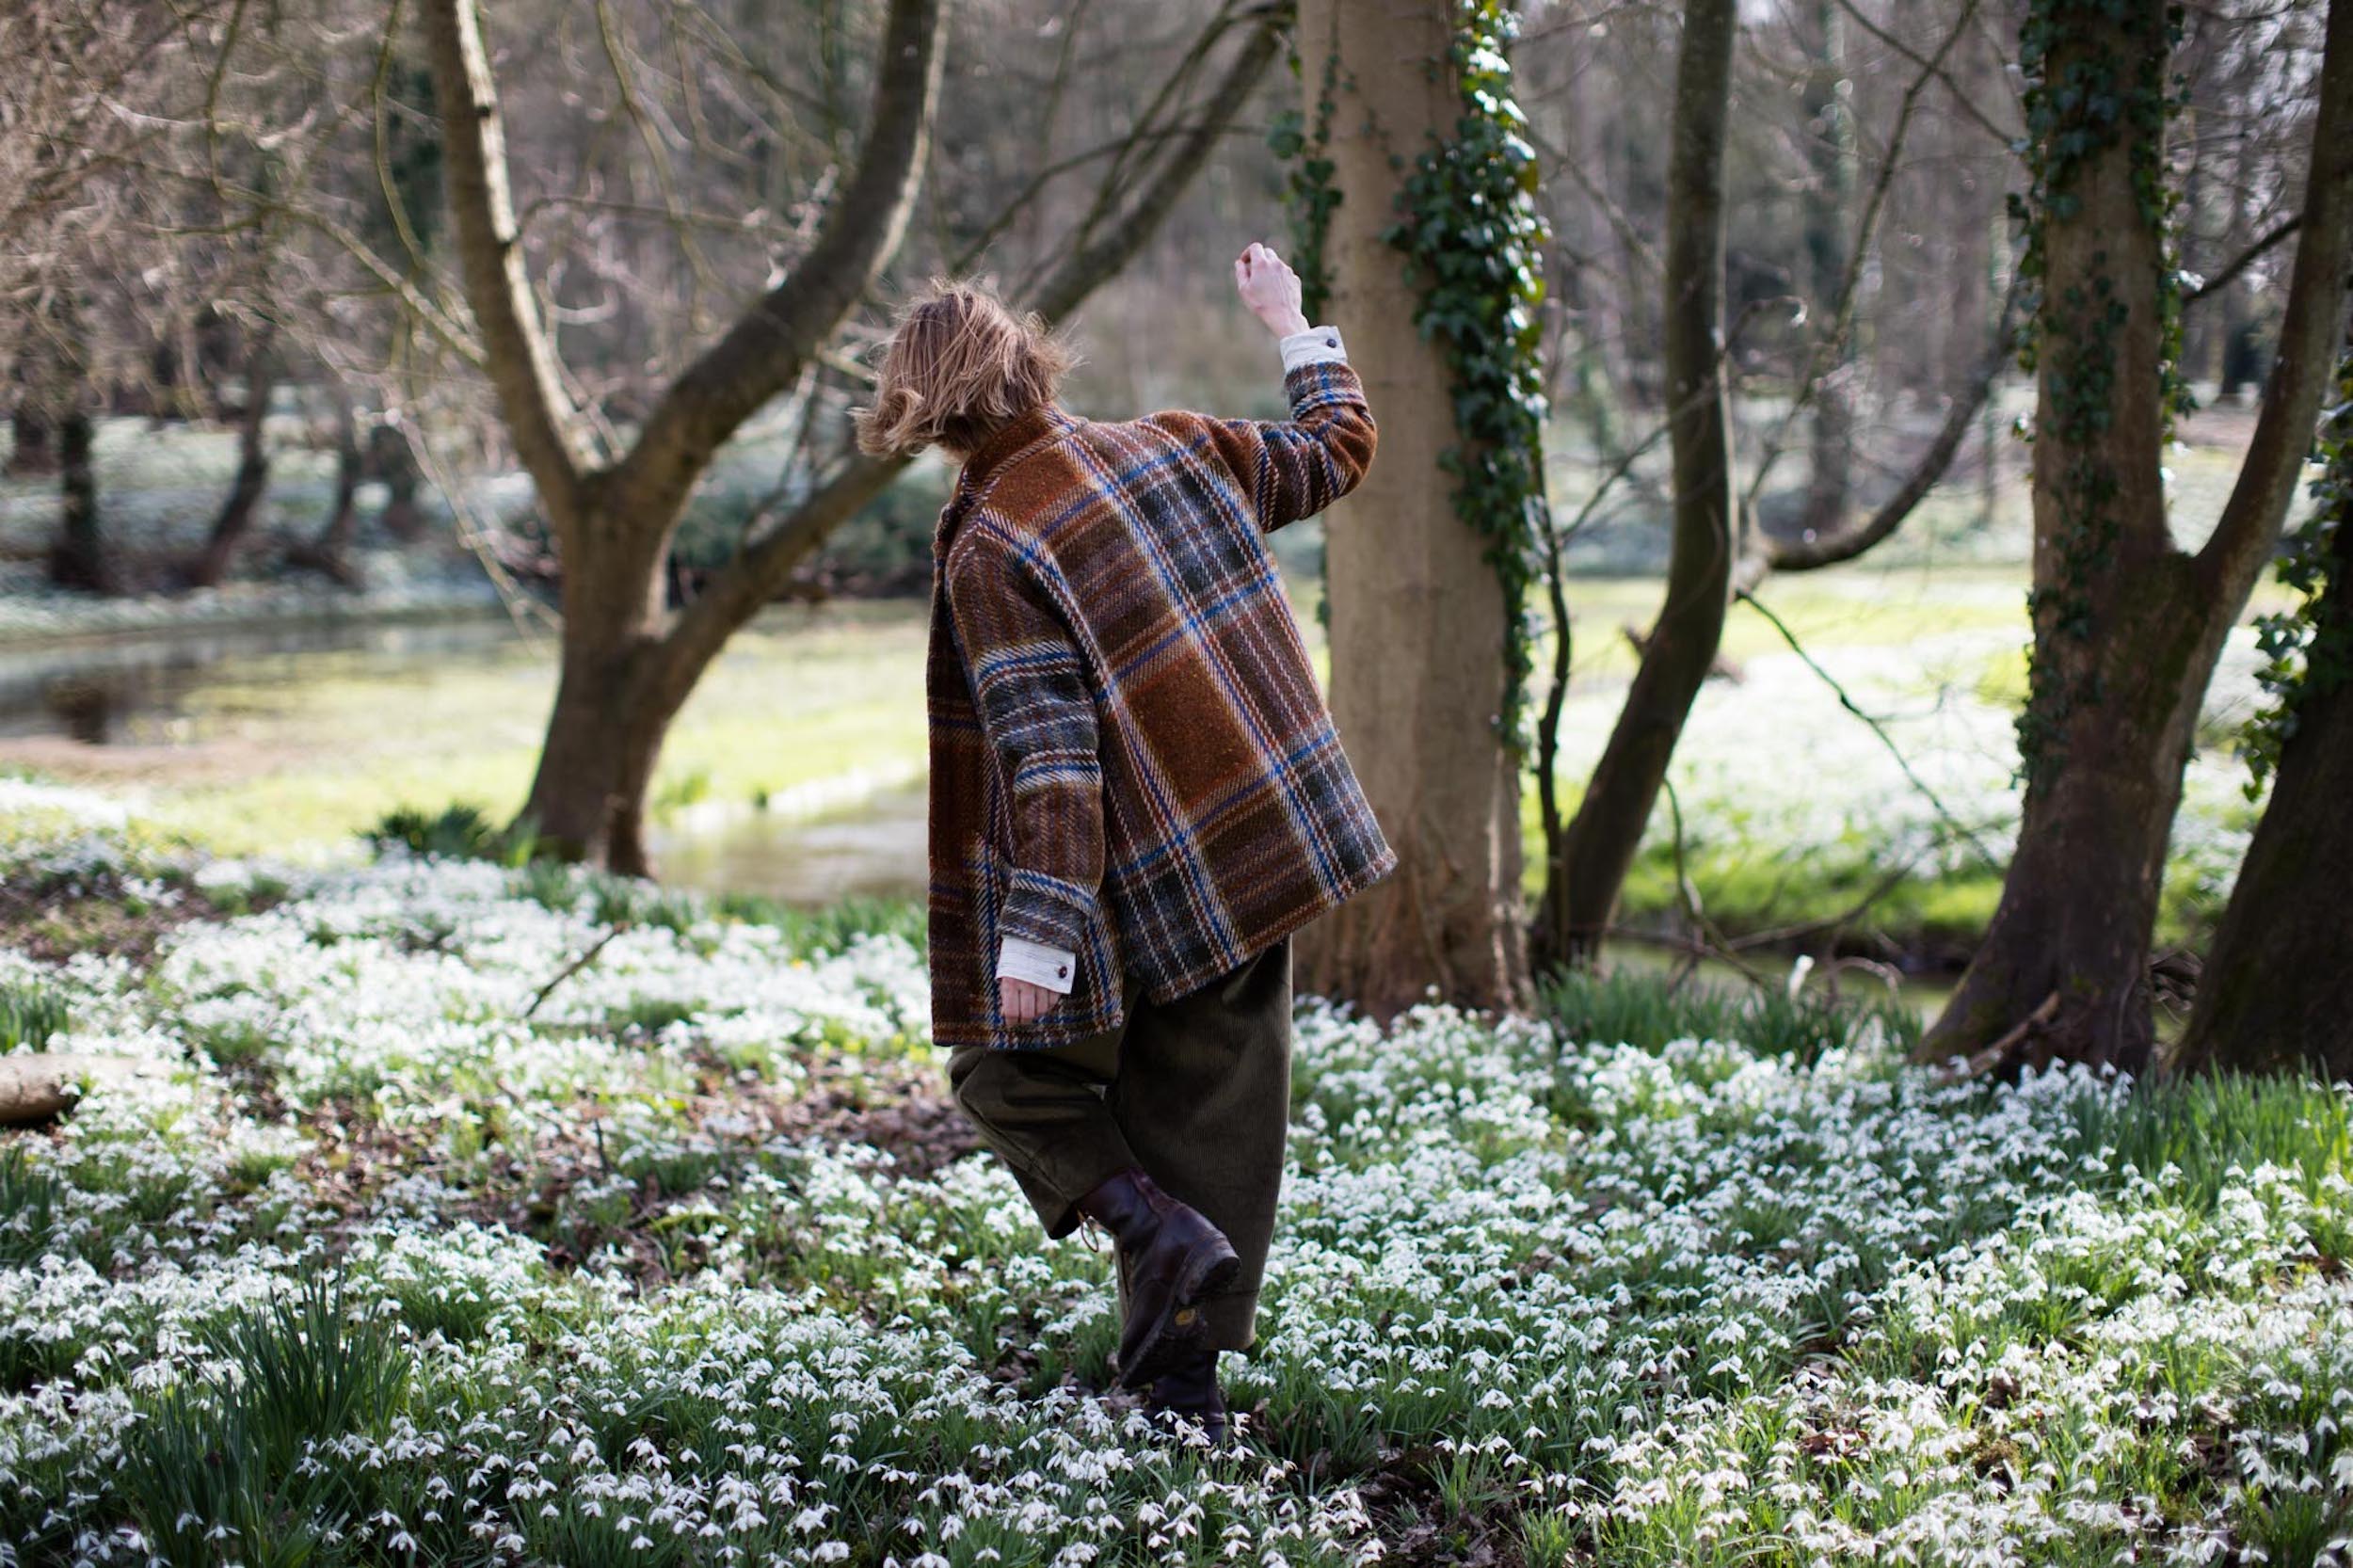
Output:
[
  {"xmin": 999, "ymin": 936, "xmax": 1076, "ymax": 994},
  {"xmin": 1278, "ymin": 325, "xmax": 1347, "ymax": 374}
]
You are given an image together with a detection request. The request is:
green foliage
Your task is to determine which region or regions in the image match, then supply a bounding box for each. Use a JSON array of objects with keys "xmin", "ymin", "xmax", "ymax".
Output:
[
  {"xmin": 365, "ymin": 802, "xmax": 541, "ymax": 866},
  {"xmin": 0, "ymin": 1145, "xmax": 62, "ymax": 1268},
  {"xmin": 0, "ymin": 981, "xmax": 68, "ymax": 1053},
  {"xmin": 2240, "ymin": 346, "xmax": 2352, "ymax": 795},
  {"xmin": 711, "ymin": 888, "xmax": 927, "ymax": 956},
  {"xmin": 1535, "ymin": 965, "xmax": 1921, "ymax": 1064},
  {"xmin": 2062, "ymin": 1072, "xmax": 2351, "ymax": 1218},
  {"xmin": 118, "ymin": 1277, "xmax": 411, "ymax": 1568},
  {"xmin": 650, "ymin": 764, "xmax": 712, "ymax": 821},
  {"xmin": 2009, "ymin": 0, "xmax": 2187, "ymax": 793},
  {"xmin": 1381, "ymin": 0, "xmax": 1552, "ymax": 750}
]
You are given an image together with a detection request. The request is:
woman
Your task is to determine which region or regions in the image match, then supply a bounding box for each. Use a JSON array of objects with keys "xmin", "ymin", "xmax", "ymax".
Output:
[{"xmin": 856, "ymin": 243, "xmax": 1389, "ymax": 1444}]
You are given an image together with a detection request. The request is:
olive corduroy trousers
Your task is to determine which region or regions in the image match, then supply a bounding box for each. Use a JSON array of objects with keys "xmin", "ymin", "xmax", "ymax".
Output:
[{"xmin": 945, "ymin": 936, "xmax": 1293, "ymax": 1352}]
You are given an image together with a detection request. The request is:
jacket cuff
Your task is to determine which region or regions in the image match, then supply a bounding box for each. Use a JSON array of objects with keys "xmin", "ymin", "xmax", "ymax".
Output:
[
  {"xmin": 998, "ymin": 936, "xmax": 1076, "ymax": 994},
  {"xmin": 1278, "ymin": 324, "xmax": 1347, "ymax": 373},
  {"xmin": 999, "ymin": 866, "xmax": 1096, "ymax": 955}
]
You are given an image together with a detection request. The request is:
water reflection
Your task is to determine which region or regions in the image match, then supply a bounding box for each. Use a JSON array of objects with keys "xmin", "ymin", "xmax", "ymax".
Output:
[
  {"xmin": 0, "ymin": 615, "xmax": 520, "ymax": 743},
  {"xmin": 649, "ymin": 784, "xmax": 927, "ymax": 905}
]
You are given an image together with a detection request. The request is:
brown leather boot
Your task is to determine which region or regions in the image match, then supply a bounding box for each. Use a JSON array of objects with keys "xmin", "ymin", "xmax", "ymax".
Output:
[
  {"xmin": 1075, "ymin": 1165, "xmax": 1240, "ymax": 1388},
  {"xmin": 1145, "ymin": 1345, "xmax": 1229, "ymax": 1445}
]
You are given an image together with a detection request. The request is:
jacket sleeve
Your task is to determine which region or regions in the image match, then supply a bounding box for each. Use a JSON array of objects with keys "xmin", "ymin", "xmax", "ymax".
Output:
[
  {"xmin": 1166, "ymin": 360, "xmax": 1378, "ymax": 534},
  {"xmin": 945, "ymin": 526, "xmax": 1105, "ymax": 962}
]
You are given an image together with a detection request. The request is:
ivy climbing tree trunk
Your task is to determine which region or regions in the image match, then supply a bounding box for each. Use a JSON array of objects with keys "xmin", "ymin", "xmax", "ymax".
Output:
[
  {"xmin": 1290, "ymin": 0, "xmax": 1529, "ymax": 1017},
  {"xmin": 1920, "ymin": 0, "xmax": 2353, "ymax": 1075},
  {"xmin": 1545, "ymin": 0, "xmax": 1738, "ymax": 961},
  {"xmin": 2170, "ymin": 336, "xmax": 2353, "ymax": 1082}
]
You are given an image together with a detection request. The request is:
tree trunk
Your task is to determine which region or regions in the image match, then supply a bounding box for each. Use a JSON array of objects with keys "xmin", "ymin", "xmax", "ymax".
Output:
[
  {"xmin": 1543, "ymin": 0, "xmax": 1739, "ymax": 962},
  {"xmin": 45, "ymin": 410, "xmax": 110, "ymax": 592},
  {"xmin": 1800, "ymin": 0, "xmax": 1858, "ymax": 538},
  {"xmin": 424, "ymin": 0, "xmax": 1276, "ymax": 872},
  {"xmin": 1290, "ymin": 0, "xmax": 1528, "ymax": 1017},
  {"xmin": 2171, "ymin": 345, "xmax": 2353, "ymax": 1081},
  {"xmin": 372, "ymin": 422, "xmax": 424, "ymax": 539},
  {"xmin": 513, "ymin": 488, "xmax": 674, "ymax": 869},
  {"xmin": 185, "ymin": 338, "xmax": 276, "ymax": 590},
  {"xmin": 7, "ymin": 406, "xmax": 58, "ymax": 477},
  {"xmin": 1923, "ymin": 0, "xmax": 2353, "ymax": 1074},
  {"xmin": 290, "ymin": 384, "xmax": 367, "ymax": 584}
]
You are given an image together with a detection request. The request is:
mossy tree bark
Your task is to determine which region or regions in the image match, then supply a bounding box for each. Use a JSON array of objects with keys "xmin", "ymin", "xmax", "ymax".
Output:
[
  {"xmin": 1290, "ymin": 0, "xmax": 1529, "ymax": 1017},
  {"xmin": 1920, "ymin": 0, "xmax": 2353, "ymax": 1075},
  {"xmin": 1546, "ymin": 0, "xmax": 1739, "ymax": 961}
]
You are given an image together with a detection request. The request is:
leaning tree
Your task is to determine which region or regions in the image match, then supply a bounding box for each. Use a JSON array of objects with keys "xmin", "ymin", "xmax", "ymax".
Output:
[
  {"xmin": 1919, "ymin": 0, "xmax": 2353, "ymax": 1075},
  {"xmin": 419, "ymin": 0, "xmax": 1289, "ymax": 870},
  {"xmin": 2170, "ymin": 327, "xmax": 2353, "ymax": 1082}
]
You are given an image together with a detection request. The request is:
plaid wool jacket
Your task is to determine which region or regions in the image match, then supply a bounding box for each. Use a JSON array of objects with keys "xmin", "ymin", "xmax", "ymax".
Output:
[{"xmin": 926, "ymin": 359, "xmax": 1392, "ymax": 1049}]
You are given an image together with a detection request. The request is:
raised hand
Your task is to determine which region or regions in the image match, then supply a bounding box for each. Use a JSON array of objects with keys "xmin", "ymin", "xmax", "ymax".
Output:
[{"xmin": 1234, "ymin": 242, "xmax": 1311, "ymax": 340}]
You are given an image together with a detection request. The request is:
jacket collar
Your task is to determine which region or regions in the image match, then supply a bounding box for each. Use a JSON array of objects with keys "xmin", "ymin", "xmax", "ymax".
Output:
[{"xmin": 955, "ymin": 403, "xmax": 1073, "ymax": 494}]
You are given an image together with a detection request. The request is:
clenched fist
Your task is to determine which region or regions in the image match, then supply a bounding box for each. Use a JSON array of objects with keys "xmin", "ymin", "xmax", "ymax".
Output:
[
  {"xmin": 1000, "ymin": 977, "xmax": 1058, "ymax": 1024},
  {"xmin": 1234, "ymin": 242, "xmax": 1311, "ymax": 340}
]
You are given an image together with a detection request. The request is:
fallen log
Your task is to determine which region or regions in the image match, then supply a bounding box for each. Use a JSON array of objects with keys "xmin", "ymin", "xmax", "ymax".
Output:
[{"xmin": 0, "ymin": 1055, "xmax": 166, "ymax": 1126}]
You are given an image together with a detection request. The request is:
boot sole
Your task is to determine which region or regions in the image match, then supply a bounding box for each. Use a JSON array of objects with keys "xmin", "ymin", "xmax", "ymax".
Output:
[{"xmin": 1115, "ymin": 1240, "xmax": 1241, "ymax": 1389}]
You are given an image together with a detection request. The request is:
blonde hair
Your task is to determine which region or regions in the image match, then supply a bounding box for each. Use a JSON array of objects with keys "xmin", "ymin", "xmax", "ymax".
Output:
[{"xmin": 855, "ymin": 280, "xmax": 1078, "ymax": 458}]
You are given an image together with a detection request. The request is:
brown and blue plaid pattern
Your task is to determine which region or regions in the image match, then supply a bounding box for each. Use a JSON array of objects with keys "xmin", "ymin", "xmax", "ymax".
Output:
[{"xmin": 926, "ymin": 360, "xmax": 1392, "ymax": 1049}]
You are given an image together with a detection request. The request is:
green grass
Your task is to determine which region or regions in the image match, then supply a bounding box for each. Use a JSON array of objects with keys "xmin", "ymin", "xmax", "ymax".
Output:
[
  {"xmin": 1535, "ymin": 964, "xmax": 1922, "ymax": 1064},
  {"xmin": 117, "ymin": 1278, "xmax": 411, "ymax": 1568},
  {"xmin": 0, "ymin": 982, "xmax": 68, "ymax": 1052},
  {"xmin": 120, "ymin": 600, "xmax": 930, "ymax": 856}
]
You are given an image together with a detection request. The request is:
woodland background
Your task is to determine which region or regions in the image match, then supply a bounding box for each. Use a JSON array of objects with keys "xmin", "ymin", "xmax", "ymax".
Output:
[{"xmin": 1, "ymin": 0, "xmax": 2351, "ymax": 1557}]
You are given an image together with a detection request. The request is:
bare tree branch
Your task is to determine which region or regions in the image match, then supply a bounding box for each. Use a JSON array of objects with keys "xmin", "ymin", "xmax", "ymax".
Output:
[
  {"xmin": 659, "ymin": 0, "xmax": 1290, "ymax": 686},
  {"xmin": 2196, "ymin": 0, "xmax": 2353, "ymax": 590},
  {"xmin": 2183, "ymin": 213, "xmax": 2301, "ymax": 304},
  {"xmin": 1751, "ymin": 275, "xmax": 2025, "ymax": 582},
  {"xmin": 608, "ymin": 0, "xmax": 946, "ymax": 506},
  {"xmin": 418, "ymin": 0, "xmax": 594, "ymax": 518}
]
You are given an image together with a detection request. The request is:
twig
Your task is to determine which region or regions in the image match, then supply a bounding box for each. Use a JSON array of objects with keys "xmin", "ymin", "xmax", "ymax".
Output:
[
  {"xmin": 1738, "ymin": 588, "xmax": 2005, "ymax": 872},
  {"xmin": 522, "ymin": 925, "xmax": 626, "ymax": 1020},
  {"xmin": 1743, "ymin": 0, "xmax": 1979, "ymax": 515},
  {"xmin": 1660, "ymin": 779, "xmax": 1774, "ymax": 991},
  {"xmin": 1937, "ymin": 990, "xmax": 2059, "ymax": 1082},
  {"xmin": 2183, "ymin": 215, "xmax": 2301, "ymax": 305},
  {"xmin": 1827, "ymin": 0, "xmax": 2015, "ymax": 149}
]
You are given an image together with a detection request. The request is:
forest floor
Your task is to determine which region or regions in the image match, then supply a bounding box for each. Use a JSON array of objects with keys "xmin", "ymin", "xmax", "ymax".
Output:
[{"xmin": 1, "ymin": 781, "xmax": 2346, "ymax": 1564}]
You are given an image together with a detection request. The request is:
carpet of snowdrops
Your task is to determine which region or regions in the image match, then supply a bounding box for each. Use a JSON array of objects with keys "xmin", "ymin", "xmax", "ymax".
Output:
[
  {"xmin": 1548, "ymin": 618, "xmax": 2273, "ymax": 947},
  {"xmin": 1, "ymin": 776, "xmax": 2349, "ymax": 1567}
]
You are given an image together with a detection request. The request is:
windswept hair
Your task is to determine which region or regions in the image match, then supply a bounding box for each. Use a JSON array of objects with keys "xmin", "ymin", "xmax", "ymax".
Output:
[{"xmin": 855, "ymin": 280, "xmax": 1078, "ymax": 458}]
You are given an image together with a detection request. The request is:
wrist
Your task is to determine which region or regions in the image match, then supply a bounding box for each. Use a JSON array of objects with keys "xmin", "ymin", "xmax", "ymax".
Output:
[{"xmin": 1259, "ymin": 307, "xmax": 1311, "ymax": 339}]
